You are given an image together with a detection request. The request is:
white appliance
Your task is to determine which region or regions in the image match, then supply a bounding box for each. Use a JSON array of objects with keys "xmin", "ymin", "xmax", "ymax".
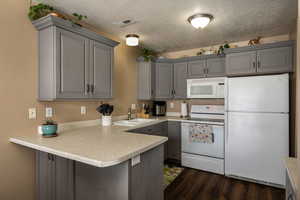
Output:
[
  {"xmin": 225, "ymin": 73, "xmax": 289, "ymax": 186},
  {"xmin": 181, "ymin": 105, "xmax": 225, "ymax": 175},
  {"xmin": 187, "ymin": 77, "xmax": 225, "ymax": 99}
]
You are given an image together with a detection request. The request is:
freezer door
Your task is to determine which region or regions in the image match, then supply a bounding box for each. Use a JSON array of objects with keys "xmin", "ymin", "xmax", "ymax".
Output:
[
  {"xmin": 226, "ymin": 74, "xmax": 289, "ymax": 113},
  {"xmin": 225, "ymin": 112, "xmax": 289, "ymax": 186}
]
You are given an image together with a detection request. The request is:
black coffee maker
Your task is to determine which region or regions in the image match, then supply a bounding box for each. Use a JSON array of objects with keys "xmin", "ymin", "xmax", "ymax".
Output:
[{"xmin": 152, "ymin": 101, "xmax": 167, "ymax": 116}]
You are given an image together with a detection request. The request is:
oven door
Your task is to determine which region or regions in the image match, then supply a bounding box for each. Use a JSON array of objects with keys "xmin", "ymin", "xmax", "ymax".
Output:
[{"xmin": 181, "ymin": 122, "xmax": 224, "ymax": 158}]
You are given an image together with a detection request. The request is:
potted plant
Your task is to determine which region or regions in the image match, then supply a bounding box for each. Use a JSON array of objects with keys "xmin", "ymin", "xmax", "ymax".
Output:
[
  {"xmin": 28, "ymin": 3, "xmax": 55, "ymax": 21},
  {"xmin": 141, "ymin": 48, "xmax": 156, "ymax": 62},
  {"xmin": 96, "ymin": 104, "xmax": 114, "ymax": 126},
  {"xmin": 42, "ymin": 120, "xmax": 58, "ymax": 137}
]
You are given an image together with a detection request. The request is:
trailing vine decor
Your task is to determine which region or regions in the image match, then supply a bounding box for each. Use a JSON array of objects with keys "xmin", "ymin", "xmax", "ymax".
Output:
[{"xmin": 27, "ymin": 0, "xmax": 88, "ymax": 26}]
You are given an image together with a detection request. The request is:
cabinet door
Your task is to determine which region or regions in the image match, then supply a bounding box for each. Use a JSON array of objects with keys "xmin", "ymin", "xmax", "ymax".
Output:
[
  {"xmin": 206, "ymin": 57, "xmax": 225, "ymax": 77},
  {"xmin": 257, "ymin": 47, "xmax": 293, "ymax": 74},
  {"xmin": 187, "ymin": 59, "xmax": 206, "ymax": 78},
  {"xmin": 155, "ymin": 63, "xmax": 173, "ymax": 99},
  {"xmin": 167, "ymin": 121, "xmax": 181, "ymax": 161},
  {"xmin": 90, "ymin": 41, "xmax": 113, "ymax": 98},
  {"xmin": 226, "ymin": 51, "xmax": 257, "ymax": 76},
  {"xmin": 56, "ymin": 28, "xmax": 89, "ymax": 99},
  {"xmin": 173, "ymin": 62, "xmax": 187, "ymax": 99},
  {"xmin": 37, "ymin": 152, "xmax": 55, "ymax": 200},
  {"xmin": 138, "ymin": 62, "xmax": 154, "ymax": 100}
]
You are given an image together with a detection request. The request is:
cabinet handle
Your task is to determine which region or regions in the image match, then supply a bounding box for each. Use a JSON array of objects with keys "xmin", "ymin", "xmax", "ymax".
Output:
[
  {"xmin": 257, "ymin": 61, "xmax": 261, "ymax": 69},
  {"xmin": 91, "ymin": 84, "xmax": 95, "ymax": 94},
  {"xmin": 86, "ymin": 84, "xmax": 90, "ymax": 93},
  {"xmin": 206, "ymin": 68, "xmax": 209, "ymax": 74},
  {"xmin": 252, "ymin": 62, "xmax": 256, "ymax": 69},
  {"xmin": 173, "ymin": 90, "xmax": 176, "ymax": 95}
]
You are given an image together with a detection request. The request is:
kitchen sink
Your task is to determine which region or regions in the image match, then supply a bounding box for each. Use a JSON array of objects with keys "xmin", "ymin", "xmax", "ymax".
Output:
[{"xmin": 113, "ymin": 118, "xmax": 157, "ymax": 127}]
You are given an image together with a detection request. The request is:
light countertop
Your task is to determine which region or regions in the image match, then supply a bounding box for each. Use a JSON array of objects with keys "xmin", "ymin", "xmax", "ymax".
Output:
[
  {"xmin": 9, "ymin": 116, "xmax": 224, "ymax": 168},
  {"xmin": 285, "ymin": 157, "xmax": 300, "ymax": 192}
]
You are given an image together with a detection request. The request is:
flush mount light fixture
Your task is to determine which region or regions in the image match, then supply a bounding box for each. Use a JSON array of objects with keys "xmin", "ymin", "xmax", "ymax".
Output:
[
  {"xmin": 188, "ymin": 14, "xmax": 213, "ymax": 29},
  {"xmin": 126, "ymin": 34, "xmax": 139, "ymax": 46}
]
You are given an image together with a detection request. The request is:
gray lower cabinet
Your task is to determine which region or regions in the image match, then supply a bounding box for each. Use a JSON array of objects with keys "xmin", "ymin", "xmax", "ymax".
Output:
[
  {"xmin": 257, "ymin": 47, "xmax": 293, "ymax": 74},
  {"xmin": 34, "ymin": 15, "xmax": 119, "ymax": 101},
  {"xmin": 155, "ymin": 63, "xmax": 173, "ymax": 99},
  {"xmin": 137, "ymin": 61, "xmax": 155, "ymax": 100},
  {"xmin": 187, "ymin": 59, "xmax": 206, "ymax": 78},
  {"xmin": 37, "ymin": 145, "xmax": 164, "ymax": 200},
  {"xmin": 36, "ymin": 152, "xmax": 74, "ymax": 200},
  {"xmin": 173, "ymin": 62, "xmax": 187, "ymax": 99},
  {"xmin": 226, "ymin": 51, "xmax": 257, "ymax": 76},
  {"xmin": 167, "ymin": 121, "xmax": 181, "ymax": 161}
]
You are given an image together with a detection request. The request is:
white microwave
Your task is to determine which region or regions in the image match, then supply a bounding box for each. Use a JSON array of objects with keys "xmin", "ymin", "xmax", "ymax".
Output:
[{"xmin": 187, "ymin": 77, "xmax": 225, "ymax": 99}]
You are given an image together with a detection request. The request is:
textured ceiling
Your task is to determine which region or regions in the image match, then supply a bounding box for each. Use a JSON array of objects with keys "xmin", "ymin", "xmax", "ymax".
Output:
[{"xmin": 40, "ymin": 0, "xmax": 297, "ymax": 52}]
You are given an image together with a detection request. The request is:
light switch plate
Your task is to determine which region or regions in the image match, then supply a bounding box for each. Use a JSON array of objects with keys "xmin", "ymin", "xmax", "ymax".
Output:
[
  {"xmin": 45, "ymin": 107, "xmax": 53, "ymax": 118},
  {"xmin": 81, "ymin": 106, "xmax": 87, "ymax": 115},
  {"xmin": 28, "ymin": 108, "xmax": 36, "ymax": 120},
  {"xmin": 131, "ymin": 155, "xmax": 141, "ymax": 166},
  {"xmin": 131, "ymin": 104, "xmax": 136, "ymax": 110},
  {"xmin": 170, "ymin": 102, "xmax": 174, "ymax": 109}
]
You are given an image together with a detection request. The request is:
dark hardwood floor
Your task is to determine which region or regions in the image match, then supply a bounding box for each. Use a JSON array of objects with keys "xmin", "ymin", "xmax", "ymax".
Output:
[{"xmin": 164, "ymin": 168, "xmax": 285, "ymax": 200}]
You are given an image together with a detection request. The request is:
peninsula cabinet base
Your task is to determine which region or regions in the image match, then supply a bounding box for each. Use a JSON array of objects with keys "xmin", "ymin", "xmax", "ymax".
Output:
[{"xmin": 36, "ymin": 145, "xmax": 164, "ymax": 200}]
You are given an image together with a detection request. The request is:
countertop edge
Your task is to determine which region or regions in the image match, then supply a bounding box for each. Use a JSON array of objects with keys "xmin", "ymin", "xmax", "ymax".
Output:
[
  {"xmin": 10, "ymin": 137, "xmax": 168, "ymax": 168},
  {"xmin": 285, "ymin": 158, "xmax": 299, "ymax": 192}
]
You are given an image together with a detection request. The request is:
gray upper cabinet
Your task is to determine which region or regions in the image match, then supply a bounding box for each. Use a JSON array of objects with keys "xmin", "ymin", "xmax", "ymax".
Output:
[
  {"xmin": 33, "ymin": 15, "xmax": 119, "ymax": 101},
  {"xmin": 90, "ymin": 41, "xmax": 113, "ymax": 98},
  {"xmin": 55, "ymin": 28, "xmax": 89, "ymax": 99},
  {"xmin": 137, "ymin": 61, "xmax": 155, "ymax": 100},
  {"xmin": 173, "ymin": 62, "xmax": 187, "ymax": 99},
  {"xmin": 257, "ymin": 47, "xmax": 293, "ymax": 74},
  {"xmin": 206, "ymin": 57, "xmax": 226, "ymax": 77},
  {"xmin": 155, "ymin": 63, "xmax": 173, "ymax": 99},
  {"xmin": 188, "ymin": 59, "xmax": 206, "ymax": 78},
  {"xmin": 225, "ymin": 41, "xmax": 293, "ymax": 76},
  {"xmin": 226, "ymin": 51, "xmax": 257, "ymax": 76}
]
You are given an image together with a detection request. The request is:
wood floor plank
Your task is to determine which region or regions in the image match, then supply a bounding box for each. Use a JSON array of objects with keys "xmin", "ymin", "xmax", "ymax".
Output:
[{"xmin": 165, "ymin": 168, "xmax": 285, "ymax": 200}]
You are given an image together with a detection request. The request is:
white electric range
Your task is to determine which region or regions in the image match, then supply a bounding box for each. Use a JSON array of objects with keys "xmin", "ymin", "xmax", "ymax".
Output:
[{"xmin": 181, "ymin": 105, "xmax": 225, "ymax": 175}]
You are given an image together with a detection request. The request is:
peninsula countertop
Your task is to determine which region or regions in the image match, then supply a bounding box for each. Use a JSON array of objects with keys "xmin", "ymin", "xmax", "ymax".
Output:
[{"xmin": 10, "ymin": 119, "xmax": 171, "ymax": 168}]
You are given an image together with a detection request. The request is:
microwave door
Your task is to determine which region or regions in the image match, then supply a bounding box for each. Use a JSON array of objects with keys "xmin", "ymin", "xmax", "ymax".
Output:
[{"xmin": 188, "ymin": 84, "xmax": 217, "ymax": 98}]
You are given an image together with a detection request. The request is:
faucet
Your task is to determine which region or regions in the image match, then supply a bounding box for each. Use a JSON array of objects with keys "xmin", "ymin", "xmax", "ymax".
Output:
[{"xmin": 127, "ymin": 108, "xmax": 132, "ymax": 120}]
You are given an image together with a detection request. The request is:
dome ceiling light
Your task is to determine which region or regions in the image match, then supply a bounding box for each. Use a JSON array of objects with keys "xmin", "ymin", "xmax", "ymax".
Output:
[
  {"xmin": 188, "ymin": 14, "xmax": 213, "ymax": 29},
  {"xmin": 126, "ymin": 34, "xmax": 139, "ymax": 46}
]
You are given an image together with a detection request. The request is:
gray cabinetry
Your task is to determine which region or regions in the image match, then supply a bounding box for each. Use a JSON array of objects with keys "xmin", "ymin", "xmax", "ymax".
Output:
[
  {"xmin": 226, "ymin": 51, "xmax": 257, "ymax": 76},
  {"xmin": 33, "ymin": 15, "xmax": 119, "ymax": 101},
  {"xmin": 173, "ymin": 62, "xmax": 187, "ymax": 99},
  {"xmin": 188, "ymin": 60, "xmax": 206, "ymax": 78},
  {"xmin": 155, "ymin": 63, "xmax": 173, "ymax": 99},
  {"xmin": 137, "ymin": 61, "xmax": 155, "ymax": 100},
  {"xmin": 90, "ymin": 41, "xmax": 113, "ymax": 98},
  {"xmin": 167, "ymin": 121, "xmax": 181, "ymax": 161},
  {"xmin": 257, "ymin": 47, "xmax": 293, "ymax": 74},
  {"xmin": 225, "ymin": 41, "xmax": 293, "ymax": 76},
  {"xmin": 56, "ymin": 28, "xmax": 89, "ymax": 99},
  {"xmin": 36, "ymin": 152, "xmax": 74, "ymax": 200},
  {"xmin": 187, "ymin": 57, "xmax": 225, "ymax": 78},
  {"xmin": 206, "ymin": 57, "xmax": 226, "ymax": 77}
]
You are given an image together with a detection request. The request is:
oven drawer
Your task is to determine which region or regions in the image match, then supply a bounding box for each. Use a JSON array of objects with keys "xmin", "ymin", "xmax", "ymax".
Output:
[{"xmin": 181, "ymin": 123, "xmax": 224, "ymax": 158}]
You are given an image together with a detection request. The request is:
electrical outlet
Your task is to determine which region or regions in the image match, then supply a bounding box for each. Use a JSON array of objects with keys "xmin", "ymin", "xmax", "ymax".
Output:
[
  {"xmin": 131, "ymin": 104, "xmax": 136, "ymax": 110},
  {"xmin": 45, "ymin": 107, "xmax": 53, "ymax": 118},
  {"xmin": 81, "ymin": 106, "xmax": 87, "ymax": 115},
  {"xmin": 170, "ymin": 102, "xmax": 174, "ymax": 109},
  {"xmin": 28, "ymin": 108, "xmax": 36, "ymax": 120}
]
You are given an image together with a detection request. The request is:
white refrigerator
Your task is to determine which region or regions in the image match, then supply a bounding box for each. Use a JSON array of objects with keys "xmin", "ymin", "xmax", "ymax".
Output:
[{"xmin": 225, "ymin": 73, "xmax": 289, "ymax": 186}]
